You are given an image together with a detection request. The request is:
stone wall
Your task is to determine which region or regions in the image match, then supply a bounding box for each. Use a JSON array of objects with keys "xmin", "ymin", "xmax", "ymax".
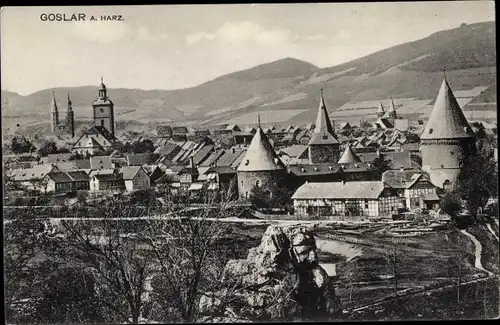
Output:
[{"xmin": 236, "ymin": 170, "xmax": 286, "ymax": 199}]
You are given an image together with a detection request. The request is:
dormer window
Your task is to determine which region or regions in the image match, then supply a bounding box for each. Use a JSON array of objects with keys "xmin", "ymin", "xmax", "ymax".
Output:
[
  {"xmin": 300, "ymin": 167, "xmax": 305, "ymax": 172},
  {"xmin": 314, "ymin": 167, "xmax": 318, "ymax": 172},
  {"xmin": 428, "ymin": 129, "xmax": 433, "ymax": 134},
  {"xmin": 354, "ymin": 164, "xmax": 358, "ymax": 168},
  {"xmin": 245, "ymin": 159, "xmax": 249, "ymax": 166},
  {"xmin": 328, "ymin": 166, "xmax": 332, "ymax": 170},
  {"xmin": 322, "ymin": 135, "xmax": 328, "ymax": 140}
]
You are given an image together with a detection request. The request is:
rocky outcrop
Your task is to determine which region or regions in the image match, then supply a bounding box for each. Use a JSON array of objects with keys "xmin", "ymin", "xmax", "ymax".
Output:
[{"xmin": 199, "ymin": 225, "xmax": 341, "ymax": 321}]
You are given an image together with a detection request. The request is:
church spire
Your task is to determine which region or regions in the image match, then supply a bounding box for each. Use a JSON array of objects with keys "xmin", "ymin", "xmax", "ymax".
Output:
[
  {"xmin": 50, "ymin": 91, "xmax": 59, "ymax": 132},
  {"xmin": 377, "ymin": 101, "xmax": 385, "ymax": 117},
  {"xmin": 51, "ymin": 91, "xmax": 58, "ymax": 112},
  {"xmin": 67, "ymin": 92, "xmax": 72, "ymax": 111},
  {"xmin": 421, "ymin": 77, "xmax": 474, "ymax": 140},
  {"xmin": 98, "ymin": 77, "xmax": 107, "ymax": 99},
  {"xmin": 308, "ymin": 88, "xmax": 339, "ymax": 145}
]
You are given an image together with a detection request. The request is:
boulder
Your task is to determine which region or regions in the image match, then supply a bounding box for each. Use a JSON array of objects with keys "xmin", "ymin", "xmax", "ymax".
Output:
[{"xmin": 199, "ymin": 225, "xmax": 341, "ymax": 321}]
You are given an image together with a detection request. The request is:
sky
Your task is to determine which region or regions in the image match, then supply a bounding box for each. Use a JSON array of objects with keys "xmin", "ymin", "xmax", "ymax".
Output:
[{"xmin": 1, "ymin": 2, "xmax": 495, "ymax": 95}]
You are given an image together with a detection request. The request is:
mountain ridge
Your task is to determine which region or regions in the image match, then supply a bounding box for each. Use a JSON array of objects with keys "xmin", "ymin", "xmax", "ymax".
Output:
[{"xmin": 2, "ymin": 21, "xmax": 496, "ymax": 129}]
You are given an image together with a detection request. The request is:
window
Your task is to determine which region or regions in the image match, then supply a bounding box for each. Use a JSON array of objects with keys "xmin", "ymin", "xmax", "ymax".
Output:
[
  {"xmin": 101, "ymin": 120, "xmax": 105, "ymax": 127},
  {"xmin": 364, "ymin": 200, "xmax": 369, "ymax": 209},
  {"xmin": 255, "ymin": 180, "xmax": 260, "ymax": 188},
  {"xmin": 100, "ymin": 108, "xmax": 104, "ymax": 113}
]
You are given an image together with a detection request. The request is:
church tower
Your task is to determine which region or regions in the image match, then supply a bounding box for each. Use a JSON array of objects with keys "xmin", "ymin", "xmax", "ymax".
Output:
[
  {"xmin": 92, "ymin": 77, "xmax": 115, "ymax": 137},
  {"xmin": 66, "ymin": 93, "xmax": 75, "ymax": 138},
  {"xmin": 50, "ymin": 91, "xmax": 59, "ymax": 133},
  {"xmin": 420, "ymin": 77, "xmax": 476, "ymax": 189},
  {"xmin": 308, "ymin": 89, "xmax": 340, "ymax": 164}
]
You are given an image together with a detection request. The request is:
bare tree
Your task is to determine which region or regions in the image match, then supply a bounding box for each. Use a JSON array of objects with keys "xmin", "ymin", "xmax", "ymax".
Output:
[
  {"xmin": 382, "ymin": 237, "xmax": 405, "ymax": 294},
  {"xmin": 144, "ymin": 191, "xmax": 237, "ymax": 322},
  {"xmin": 341, "ymin": 258, "xmax": 359, "ymax": 308},
  {"xmin": 54, "ymin": 198, "xmax": 157, "ymax": 324},
  {"xmin": 445, "ymin": 232, "xmax": 468, "ymax": 306},
  {"xmin": 4, "ymin": 206, "xmax": 55, "ymax": 323}
]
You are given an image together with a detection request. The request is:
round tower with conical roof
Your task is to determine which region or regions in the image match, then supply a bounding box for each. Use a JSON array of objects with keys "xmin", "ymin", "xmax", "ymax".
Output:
[
  {"xmin": 236, "ymin": 126, "xmax": 286, "ymax": 199},
  {"xmin": 308, "ymin": 89, "xmax": 340, "ymax": 164},
  {"xmin": 420, "ymin": 77, "xmax": 476, "ymax": 189}
]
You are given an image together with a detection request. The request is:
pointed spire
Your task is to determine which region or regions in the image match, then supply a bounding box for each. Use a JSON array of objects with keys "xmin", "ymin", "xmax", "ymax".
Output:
[
  {"xmin": 337, "ymin": 144, "xmax": 362, "ymax": 164},
  {"xmin": 421, "ymin": 77, "xmax": 474, "ymax": 140},
  {"xmin": 309, "ymin": 88, "xmax": 339, "ymax": 145},
  {"xmin": 67, "ymin": 92, "xmax": 73, "ymax": 111},
  {"xmin": 378, "ymin": 101, "xmax": 385, "ymax": 115},
  {"xmin": 237, "ymin": 126, "xmax": 285, "ymax": 172},
  {"xmin": 388, "ymin": 96, "xmax": 396, "ymax": 113},
  {"xmin": 51, "ymin": 91, "xmax": 58, "ymax": 112}
]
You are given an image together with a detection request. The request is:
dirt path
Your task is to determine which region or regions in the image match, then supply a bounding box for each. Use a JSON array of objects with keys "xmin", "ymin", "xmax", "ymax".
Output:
[
  {"xmin": 460, "ymin": 229, "xmax": 494, "ymax": 276},
  {"xmin": 315, "ymin": 238, "xmax": 363, "ymax": 262},
  {"xmin": 486, "ymin": 223, "xmax": 499, "ymax": 241}
]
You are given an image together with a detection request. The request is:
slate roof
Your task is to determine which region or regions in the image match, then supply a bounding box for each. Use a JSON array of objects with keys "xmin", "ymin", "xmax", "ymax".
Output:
[
  {"xmin": 278, "ymin": 145, "xmax": 309, "ymax": 158},
  {"xmin": 199, "ymin": 149, "xmax": 225, "ymax": 167},
  {"xmin": 47, "ymin": 172, "xmax": 73, "ymax": 183},
  {"xmin": 191, "ymin": 144, "xmax": 214, "ymax": 166},
  {"xmin": 154, "ymin": 142, "xmax": 180, "ymax": 157},
  {"xmin": 172, "ymin": 126, "xmax": 189, "ymax": 134},
  {"xmin": 337, "ymin": 144, "xmax": 362, "ymax": 164},
  {"xmin": 94, "ymin": 173, "xmax": 121, "ymax": 181},
  {"xmin": 119, "ymin": 166, "xmax": 142, "ymax": 180},
  {"xmin": 205, "ymin": 166, "xmax": 237, "ymax": 175},
  {"xmin": 292, "ymin": 181, "xmax": 385, "ymax": 200},
  {"xmin": 421, "ymin": 77, "xmax": 475, "ymax": 140},
  {"xmin": 217, "ymin": 149, "xmax": 245, "ymax": 167},
  {"xmin": 10, "ymin": 165, "xmax": 58, "ymax": 181},
  {"xmin": 382, "ymin": 170, "xmax": 422, "ymax": 189},
  {"xmin": 237, "ymin": 127, "xmax": 285, "ymax": 172},
  {"xmin": 288, "ymin": 164, "xmax": 341, "ymax": 176},
  {"xmin": 90, "ymin": 156, "xmax": 113, "ymax": 170},
  {"xmin": 127, "ymin": 153, "xmax": 160, "ymax": 166},
  {"xmin": 230, "ymin": 150, "xmax": 247, "ymax": 168},
  {"xmin": 375, "ymin": 118, "xmax": 394, "ymax": 129},
  {"xmin": 66, "ymin": 171, "xmax": 90, "ymax": 181}
]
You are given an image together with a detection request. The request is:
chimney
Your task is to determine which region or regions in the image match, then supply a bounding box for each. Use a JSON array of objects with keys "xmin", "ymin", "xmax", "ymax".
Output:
[{"xmin": 400, "ymin": 165, "xmax": 404, "ymax": 172}]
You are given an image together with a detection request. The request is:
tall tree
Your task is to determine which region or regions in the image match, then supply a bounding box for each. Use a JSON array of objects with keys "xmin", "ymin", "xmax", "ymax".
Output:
[{"xmin": 369, "ymin": 153, "xmax": 392, "ymax": 176}]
